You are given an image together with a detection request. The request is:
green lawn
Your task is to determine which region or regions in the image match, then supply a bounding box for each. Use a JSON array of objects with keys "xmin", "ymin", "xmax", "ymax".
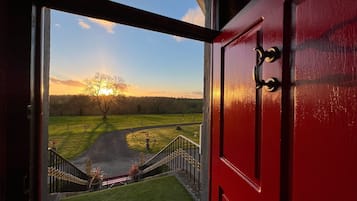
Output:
[
  {"xmin": 49, "ymin": 114, "xmax": 202, "ymax": 159},
  {"xmin": 61, "ymin": 175, "xmax": 193, "ymax": 201},
  {"xmin": 126, "ymin": 125, "xmax": 200, "ymax": 153}
]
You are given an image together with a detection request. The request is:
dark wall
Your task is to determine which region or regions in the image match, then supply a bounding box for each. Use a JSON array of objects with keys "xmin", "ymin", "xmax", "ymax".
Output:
[
  {"xmin": 214, "ymin": 0, "xmax": 251, "ymax": 29},
  {"xmin": 0, "ymin": 1, "xmax": 32, "ymax": 201}
]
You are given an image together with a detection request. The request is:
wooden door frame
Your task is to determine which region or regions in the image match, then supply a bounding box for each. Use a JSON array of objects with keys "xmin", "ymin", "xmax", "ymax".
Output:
[
  {"xmin": 23, "ymin": 1, "xmax": 221, "ymax": 200},
  {"xmin": 4, "ymin": 0, "xmax": 270, "ymax": 200},
  {"xmin": 0, "ymin": 0, "xmax": 262, "ymax": 200},
  {"xmin": 40, "ymin": 0, "xmax": 219, "ymax": 42}
]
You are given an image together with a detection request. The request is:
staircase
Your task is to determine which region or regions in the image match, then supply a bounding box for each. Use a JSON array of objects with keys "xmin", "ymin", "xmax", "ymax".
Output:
[
  {"xmin": 48, "ymin": 149, "xmax": 90, "ymax": 193},
  {"xmin": 47, "ymin": 135, "xmax": 202, "ymax": 199},
  {"xmin": 140, "ymin": 135, "xmax": 201, "ymax": 198}
]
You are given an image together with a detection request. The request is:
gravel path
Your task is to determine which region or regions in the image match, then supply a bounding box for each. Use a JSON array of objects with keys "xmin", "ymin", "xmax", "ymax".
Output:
[{"xmin": 71, "ymin": 123, "xmax": 200, "ymax": 178}]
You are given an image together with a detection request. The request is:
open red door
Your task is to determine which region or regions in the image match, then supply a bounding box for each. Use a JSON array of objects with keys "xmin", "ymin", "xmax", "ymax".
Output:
[
  {"xmin": 291, "ymin": 1, "xmax": 357, "ymax": 200},
  {"xmin": 210, "ymin": 0, "xmax": 284, "ymax": 200}
]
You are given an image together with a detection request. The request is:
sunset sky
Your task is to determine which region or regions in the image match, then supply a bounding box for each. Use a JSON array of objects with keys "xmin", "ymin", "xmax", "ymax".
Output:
[{"xmin": 50, "ymin": 0, "xmax": 205, "ymax": 98}]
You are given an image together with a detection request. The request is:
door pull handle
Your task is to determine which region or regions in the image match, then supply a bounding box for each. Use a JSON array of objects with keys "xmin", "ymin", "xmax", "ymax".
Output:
[
  {"xmin": 255, "ymin": 46, "xmax": 280, "ymax": 64},
  {"xmin": 253, "ymin": 46, "xmax": 281, "ymax": 92}
]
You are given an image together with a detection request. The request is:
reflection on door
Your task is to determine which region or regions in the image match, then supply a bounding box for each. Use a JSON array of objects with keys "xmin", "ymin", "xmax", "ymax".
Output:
[{"xmin": 211, "ymin": 0, "xmax": 284, "ymax": 200}]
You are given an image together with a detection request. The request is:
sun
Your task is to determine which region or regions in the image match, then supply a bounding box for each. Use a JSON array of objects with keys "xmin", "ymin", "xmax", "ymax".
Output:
[{"xmin": 98, "ymin": 88, "xmax": 114, "ymax": 96}]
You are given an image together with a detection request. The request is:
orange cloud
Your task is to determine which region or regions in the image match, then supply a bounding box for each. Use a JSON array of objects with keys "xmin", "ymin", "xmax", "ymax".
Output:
[
  {"xmin": 191, "ymin": 91, "xmax": 203, "ymax": 97},
  {"xmin": 50, "ymin": 77, "xmax": 85, "ymax": 87},
  {"xmin": 125, "ymin": 85, "xmax": 202, "ymax": 98},
  {"xmin": 49, "ymin": 77, "xmax": 200, "ymax": 98},
  {"xmin": 50, "ymin": 77, "xmax": 86, "ymax": 95},
  {"xmin": 145, "ymin": 91, "xmax": 203, "ymax": 99},
  {"xmin": 87, "ymin": 17, "xmax": 116, "ymax": 34},
  {"xmin": 117, "ymin": 83, "xmax": 128, "ymax": 91},
  {"xmin": 78, "ymin": 19, "xmax": 91, "ymax": 29}
]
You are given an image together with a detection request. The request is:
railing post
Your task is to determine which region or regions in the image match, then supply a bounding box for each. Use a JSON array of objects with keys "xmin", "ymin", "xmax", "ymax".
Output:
[
  {"xmin": 193, "ymin": 145, "xmax": 196, "ymax": 186},
  {"xmin": 174, "ymin": 138, "xmax": 176, "ymax": 170},
  {"xmin": 180, "ymin": 138, "xmax": 182, "ymax": 170},
  {"xmin": 198, "ymin": 151, "xmax": 201, "ymax": 192},
  {"xmin": 55, "ymin": 154, "xmax": 58, "ymax": 192},
  {"xmin": 185, "ymin": 140, "xmax": 188, "ymax": 175},
  {"xmin": 189, "ymin": 143, "xmax": 192, "ymax": 182}
]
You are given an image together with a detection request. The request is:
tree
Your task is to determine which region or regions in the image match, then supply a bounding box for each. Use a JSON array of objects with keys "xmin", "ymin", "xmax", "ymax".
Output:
[{"xmin": 85, "ymin": 72, "xmax": 127, "ymax": 120}]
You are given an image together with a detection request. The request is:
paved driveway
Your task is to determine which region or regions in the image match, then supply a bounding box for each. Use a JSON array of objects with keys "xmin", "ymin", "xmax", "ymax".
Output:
[{"xmin": 71, "ymin": 123, "xmax": 200, "ymax": 178}]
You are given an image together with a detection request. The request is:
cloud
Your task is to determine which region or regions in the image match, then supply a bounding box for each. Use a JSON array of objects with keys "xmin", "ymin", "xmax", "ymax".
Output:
[
  {"xmin": 191, "ymin": 91, "xmax": 203, "ymax": 97},
  {"xmin": 148, "ymin": 90, "xmax": 202, "ymax": 98},
  {"xmin": 78, "ymin": 19, "xmax": 91, "ymax": 29},
  {"xmin": 116, "ymin": 83, "xmax": 129, "ymax": 92},
  {"xmin": 173, "ymin": 35, "xmax": 185, "ymax": 42},
  {"xmin": 182, "ymin": 6, "xmax": 205, "ymax": 27},
  {"xmin": 50, "ymin": 77, "xmax": 85, "ymax": 87},
  {"xmin": 50, "ymin": 77, "xmax": 87, "ymax": 95},
  {"xmin": 77, "ymin": 17, "xmax": 116, "ymax": 34},
  {"xmin": 173, "ymin": 6, "xmax": 205, "ymax": 42},
  {"xmin": 125, "ymin": 86, "xmax": 202, "ymax": 98},
  {"xmin": 87, "ymin": 17, "xmax": 116, "ymax": 34}
]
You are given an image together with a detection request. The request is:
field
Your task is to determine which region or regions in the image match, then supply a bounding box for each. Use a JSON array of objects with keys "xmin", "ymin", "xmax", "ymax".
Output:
[
  {"xmin": 61, "ymin": 175, "xmax": 193, "ymax": 201},
  {"xmin": 49, "ymin": 114, "xmax": 202, "ymax": 159},
  {"xmin": 126, "ymin": 125, "xmax": 200, "ymax": 153}
]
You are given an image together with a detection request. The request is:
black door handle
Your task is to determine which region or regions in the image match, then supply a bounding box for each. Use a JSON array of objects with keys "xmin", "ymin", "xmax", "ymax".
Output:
[{"xmin": 253, "ymin": 46, "xmax": 281, "ymax": 92}]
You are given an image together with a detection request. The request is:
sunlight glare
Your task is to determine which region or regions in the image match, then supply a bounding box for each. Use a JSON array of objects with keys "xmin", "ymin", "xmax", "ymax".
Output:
[{"xmin": 98, "ymin": 88, "xmax": 114, "ymax": 96}]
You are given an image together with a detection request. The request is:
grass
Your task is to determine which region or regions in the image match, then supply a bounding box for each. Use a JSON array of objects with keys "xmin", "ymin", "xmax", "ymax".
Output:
[
  {"xmin": 126, "ymin": 125, "xmax": 200, "ymax": 153},
  {"xmin": 49, "ymin": 114, "xmax": 202, "ymax": 159},
  {"xmin": 61, "ymin": 175, "xmax": 193, "ymax": 201}
]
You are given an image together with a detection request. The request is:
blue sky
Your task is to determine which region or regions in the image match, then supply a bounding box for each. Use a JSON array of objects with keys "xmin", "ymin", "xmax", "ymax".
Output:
[{"xmin": 50, "ymin": 0, "xmax": 205, "ymax": 98}]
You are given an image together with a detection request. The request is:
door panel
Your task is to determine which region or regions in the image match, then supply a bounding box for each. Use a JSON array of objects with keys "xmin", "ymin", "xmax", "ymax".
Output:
[
  {"xmin": 222, "ymin": 23, "xmax": 262, "ymax": 186},
  {"xmin": 211, "ymin": 0, "xmax": 284, "ymax": 200},
  {"xmin": 292, "ymin": 1, "xmax": 357, "ymax": 201}
]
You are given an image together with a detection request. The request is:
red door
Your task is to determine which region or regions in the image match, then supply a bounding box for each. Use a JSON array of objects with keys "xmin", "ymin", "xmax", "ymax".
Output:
[
  {"xmin": 292, "ymin": 1, "xmax": 357, "ymax": 201},
  {"xmin": 211, "ymin": 0, "xmax": 357, "ymax": 201},
  {"xmin": 210, "ymin": 0, "xmax": 284, "ymax": 200}
]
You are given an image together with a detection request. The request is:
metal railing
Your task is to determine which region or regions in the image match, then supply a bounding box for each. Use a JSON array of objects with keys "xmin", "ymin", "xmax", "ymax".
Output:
[
  {"xmin": 140, "ymin": 135, "xmax": 201, "ymax": 194},
  {"xmin": 48, "ymin": 149, "xmax": 90, "ymax": 193}
]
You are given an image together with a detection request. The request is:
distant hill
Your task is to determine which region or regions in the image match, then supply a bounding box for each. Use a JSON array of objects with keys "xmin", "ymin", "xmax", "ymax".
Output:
[{"xmin": 49, "ymin": 95, "xmax": 203, "ymax": 116}]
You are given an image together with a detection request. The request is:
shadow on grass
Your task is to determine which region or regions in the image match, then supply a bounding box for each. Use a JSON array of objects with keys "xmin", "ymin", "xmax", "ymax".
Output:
[
  {"xmin": 56, "ymin": 132, "xmax": 71, "ymax": 152},
  {"xmin": 82, "ymin": 120, "xmax": 117, "ymax": 151}
]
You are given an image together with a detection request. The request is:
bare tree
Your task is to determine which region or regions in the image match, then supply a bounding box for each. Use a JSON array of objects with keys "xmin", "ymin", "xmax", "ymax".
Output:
[{"xmin": 85, "ymin": 72, "xmax": 127, "ymax": 120}]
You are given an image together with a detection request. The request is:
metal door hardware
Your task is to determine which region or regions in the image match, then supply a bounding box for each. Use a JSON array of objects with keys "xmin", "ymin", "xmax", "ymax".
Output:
[{"xmin": 253, "ymin": 46, "xmax": 281, "ymax": 92}]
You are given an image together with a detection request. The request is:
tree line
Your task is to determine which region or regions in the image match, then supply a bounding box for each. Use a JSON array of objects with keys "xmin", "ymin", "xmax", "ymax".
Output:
[{"xmin": 49, "ymin": 95, "xmax": 203, "ymax": 116}]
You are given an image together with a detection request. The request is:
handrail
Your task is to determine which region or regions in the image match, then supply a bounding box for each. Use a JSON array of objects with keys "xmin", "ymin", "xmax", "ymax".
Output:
[
  {"xmin": 140, "ymin": 135, "xmax": 201, "ymax": 196},
  {"xmin": 48, "ymin": 148, "xmax": 87, "ymax": 174},
  {"xmin": 48, "ymin": 148, "xmax": 90, "ymax": 193},
  {"xmin": 142, "ymin": 135, "xmax": 200, "ymax": 167}
]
